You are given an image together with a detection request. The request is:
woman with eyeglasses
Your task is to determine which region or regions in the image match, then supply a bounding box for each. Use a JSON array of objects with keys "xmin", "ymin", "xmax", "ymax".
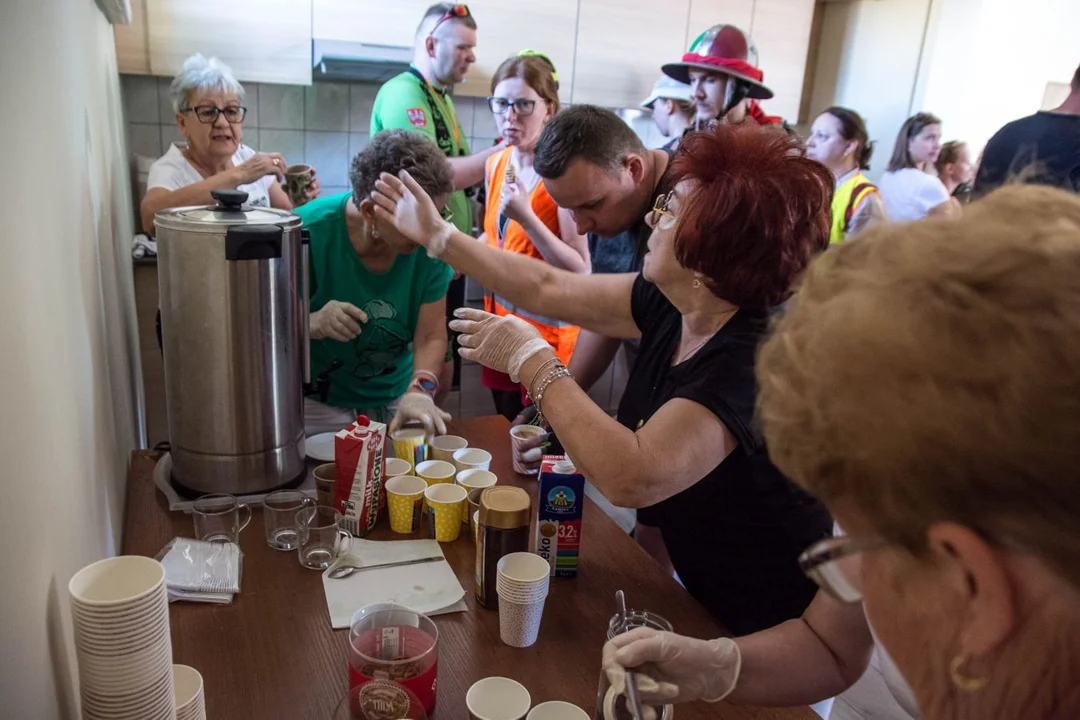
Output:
[
  {"xmin": 369, "ymin": 124, "xmax": 834, "ymax": 635},
  {"xmin": 602, "ymin": 185, "xmax": 1080, "ymax": 720},
  {"xmin": 878, "ymin": 112, "xmax": 959, "ymax": 222},
  {"xmin": 140, "ymin": 54, "xmax": 319, "ymax": 232},
  {"xmin": 479, "ymin": 52, "xmax": 589, "ymax": 420}
]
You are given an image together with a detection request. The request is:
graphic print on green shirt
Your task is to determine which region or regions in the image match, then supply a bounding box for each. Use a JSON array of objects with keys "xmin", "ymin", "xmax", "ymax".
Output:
[
  {"xmin": 370, "ymin": 68, "xmax": 473, "ymax": 236},
  {"xmin": 296, "ymin": 192, "xmax": 454, "ymax": 409}
]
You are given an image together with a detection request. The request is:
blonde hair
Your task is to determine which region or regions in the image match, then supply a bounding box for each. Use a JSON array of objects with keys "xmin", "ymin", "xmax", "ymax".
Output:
[{"xmin": 757, "ymin": 185, "xmax": 1080, "ymax": 590}]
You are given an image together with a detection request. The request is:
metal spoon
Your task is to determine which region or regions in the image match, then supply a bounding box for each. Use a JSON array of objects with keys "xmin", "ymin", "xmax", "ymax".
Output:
[
  {"xmin": 616, "ymin": 590, "xmax": 645, "ymax": 720},
  {"xmin": 327, "ymin": 555, "xmax": 444, "ymax": 580}
]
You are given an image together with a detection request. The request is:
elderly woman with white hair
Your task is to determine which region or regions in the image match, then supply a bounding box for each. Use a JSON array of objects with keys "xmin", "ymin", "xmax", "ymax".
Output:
[{"xmin": 140, "ymin": 53, "xmax": 318, "ymax": 231}]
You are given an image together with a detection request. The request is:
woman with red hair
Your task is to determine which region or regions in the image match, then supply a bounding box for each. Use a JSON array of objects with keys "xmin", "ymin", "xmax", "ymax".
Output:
[{"xmin": 370, "ymin": 122, "xmax": 834, "ymax": 634}]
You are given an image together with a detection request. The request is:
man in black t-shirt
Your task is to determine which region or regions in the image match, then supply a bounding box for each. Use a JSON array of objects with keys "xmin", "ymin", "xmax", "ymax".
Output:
[
  {"xmin": 533, "ymin": 105, "xmax": 674, "ymax": 388},
  {"xmin": 975, "ymin": 63, "xmax": 1080, "ymax": 195}
]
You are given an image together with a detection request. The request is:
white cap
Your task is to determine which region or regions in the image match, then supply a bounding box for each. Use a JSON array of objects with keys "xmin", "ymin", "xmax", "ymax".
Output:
[{"xmin": 641, "ymin": 75, "xmax": 692, "ymax": 109}]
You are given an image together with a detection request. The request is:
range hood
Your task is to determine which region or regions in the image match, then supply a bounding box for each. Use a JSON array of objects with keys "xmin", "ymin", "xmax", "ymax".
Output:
[{"xmin": 312, "ymin": 39, "xmax": 412, "ymax": 83}]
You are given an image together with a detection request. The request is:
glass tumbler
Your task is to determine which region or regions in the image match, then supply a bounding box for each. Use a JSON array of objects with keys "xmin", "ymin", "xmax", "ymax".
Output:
[
  {"xmin": 264, "ymin": 490, "xmax": 315, "ymax": 551},
  {"xmin": 296, "ymin": 505, "xmax": 351, "ymax": 570},
  {"xmin": 596, "ymin": 610, "xmax": 675, "ymax": 720},
  {"xmin": 192, "ymin": 493, "xmax": 251, "ymax": 544}
]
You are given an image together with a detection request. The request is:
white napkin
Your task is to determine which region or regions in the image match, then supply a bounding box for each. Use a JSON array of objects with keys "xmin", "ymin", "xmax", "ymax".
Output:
[
  {"xmin": 322, "ymin": 538, "xmax": 468, "ymax": 629},
  {"xmin": 159, "ymin": 538, "xmax": 241, "ymax": 600}
]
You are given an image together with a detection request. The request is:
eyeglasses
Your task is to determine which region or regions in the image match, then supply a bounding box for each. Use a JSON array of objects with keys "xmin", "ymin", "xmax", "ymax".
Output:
[
  {"xmin": 648, "ymin": 191, "xmax": 678, "ymax": 230},
  {"xmin": 439, "ymin": 206, "xmax": 454, "ymax": 223},
  {"xmin": 181, "ymin": 105, "xmax": 247, "ymax": 124},
  {"xmin": 798, "ymin": 535, "xmax": 887, "ymax": 603},
  {"xmin": 429, "ymin": 4, "xmax": 471, "ymax": 36},
  {"xmin": 488, "ymin": 97, "xmax": 537, "ymax": 116}
]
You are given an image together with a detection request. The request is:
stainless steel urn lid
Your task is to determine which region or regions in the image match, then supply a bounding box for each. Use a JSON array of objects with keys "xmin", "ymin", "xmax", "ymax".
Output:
[{"xmin": 154, "ymin": 189, "xmax": 302, "ymax": 234}]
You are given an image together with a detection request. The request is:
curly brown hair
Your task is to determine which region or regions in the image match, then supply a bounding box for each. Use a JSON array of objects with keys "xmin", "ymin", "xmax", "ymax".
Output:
[
  {"xmin": 349, "ymin": 129, "xmax": 452, "ymax": 203},
  {"xmin": 757, "ymin": 184, "xmax": 1080, "ymax": 590}
]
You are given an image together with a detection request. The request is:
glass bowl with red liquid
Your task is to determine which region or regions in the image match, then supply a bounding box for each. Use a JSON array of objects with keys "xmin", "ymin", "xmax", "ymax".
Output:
[
  {"xmin": 333, "ymin": 680, "xmax": 429, "ymax": 720},
  {"xmin": 348, "ymin": 603, "xmax": 439, "ymax": 717}
]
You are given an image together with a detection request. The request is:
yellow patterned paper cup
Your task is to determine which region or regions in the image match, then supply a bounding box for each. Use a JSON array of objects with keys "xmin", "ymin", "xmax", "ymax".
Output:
[
  {"xmin": 385, "ymin": 475, "xmax": 427, "ymax": 534},
  {"xmin": 415, "ymin": 460, "xmax": 456, "ymax": 487},
  {"xmin": 392, "ymin": 428, "xmax": 427, "ymax": 467},
  {"xmin": 424, "ymin": 483, "xmax": 467, "ymax": 543},
  {"xmin": 385, "ymin": 457, "xmax": 412, "ymax": 480}
]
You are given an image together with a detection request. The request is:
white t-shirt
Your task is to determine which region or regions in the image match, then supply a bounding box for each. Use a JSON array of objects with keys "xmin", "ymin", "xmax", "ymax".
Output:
[
  {"xmin": 146, "ymin": 143, "xmax": 274, "ymax": 208},
  {"xmin": 878, "ymin": 168, "xmax": 950, "ymax": 222}
]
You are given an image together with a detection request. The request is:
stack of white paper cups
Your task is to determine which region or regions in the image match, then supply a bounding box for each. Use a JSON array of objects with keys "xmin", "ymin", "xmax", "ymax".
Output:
[
  {"xmin": 496, "ymin": 552, "xmax": 551, "ymax": 647},
  {"xmin": 172, "ymin": 664, "xmax": 206, "ymax": 720},
  {"xmin": 68, "ymin": 556, "xmax": 175, "ymax": 720}
]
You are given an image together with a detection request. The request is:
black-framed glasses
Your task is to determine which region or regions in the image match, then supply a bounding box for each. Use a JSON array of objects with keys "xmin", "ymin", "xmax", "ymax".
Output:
[
  {"xmin": 439, "ymin": 206, "xmax": 454, "ymax": 223},
  {"xmin": 798, "ymin": 535, "xmax": 888, "ymax": 603},
  {"xmin": 488, "ymin": 97, "xmax": 537, "ymax": 116},
  {"xmin": 181, "ymin": 105, "xmax": 247, "ymax": 124},
  {"xmin": 430, "ymin": 4, "xmax": 471, "ymax": 36},
  {"xmin": 648, "ymin": 191, "xmax": 677, "ymax": 230}
]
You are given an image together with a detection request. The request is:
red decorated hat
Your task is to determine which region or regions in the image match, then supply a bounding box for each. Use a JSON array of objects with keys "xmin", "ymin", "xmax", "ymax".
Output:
[{"xmin": 662, "ymin": 24, "xmax": 773, "ymax": 100}]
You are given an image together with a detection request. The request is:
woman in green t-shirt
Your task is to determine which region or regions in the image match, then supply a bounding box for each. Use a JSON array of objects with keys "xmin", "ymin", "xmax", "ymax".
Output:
[{"xmin": 298, "ymin": 130, "xmax": 456, "ymax": 438}]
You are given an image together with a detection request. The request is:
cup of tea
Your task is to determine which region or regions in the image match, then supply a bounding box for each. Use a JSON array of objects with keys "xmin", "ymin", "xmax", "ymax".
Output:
[
  {"xmin": 283, "ymin": 163, "xmax": 314, "ymax": 205},
  {"xmin": 349, "ymin": 603, "xmax": 439, "ymax": 717}
]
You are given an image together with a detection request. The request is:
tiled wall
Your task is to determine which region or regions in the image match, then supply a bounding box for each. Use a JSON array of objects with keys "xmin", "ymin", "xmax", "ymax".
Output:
[{"xmin": 121, "ymin": 75, "xmax": 667, "ymax": 199}]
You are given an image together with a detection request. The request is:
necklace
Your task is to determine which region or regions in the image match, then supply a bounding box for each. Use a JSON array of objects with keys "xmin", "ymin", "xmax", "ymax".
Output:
[{"xmin": 672, "ymin": 309, "xmax": 737, "ymax": 365}]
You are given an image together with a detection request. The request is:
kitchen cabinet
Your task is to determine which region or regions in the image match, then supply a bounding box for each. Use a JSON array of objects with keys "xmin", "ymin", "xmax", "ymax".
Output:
[
  {"xmin": 146, "ymin": 0, "xmax": 313, "ymax": 85},
  {"xmin": 114, "ymin": 0, "xmax": 150, "ymax": 74},
  {"xmin": 572, "ymin": 0, "xmax": 692, "ymax": 108},
  {"xmin": 454, "ymin": 0, "xmax": 579, "ymax": 102},
  {"xmin": 312, "ymin": 0, "xmax": 431, "ymax": 49},
  {"xmin": 750, "ymin": 0, "xmax": 815, "ymax": 121}
]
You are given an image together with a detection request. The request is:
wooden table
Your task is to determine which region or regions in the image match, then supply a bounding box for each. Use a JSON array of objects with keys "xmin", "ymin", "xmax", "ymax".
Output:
[{"xmin": 123, "ymin": 415, "xmax": 815, "ymax": 719}]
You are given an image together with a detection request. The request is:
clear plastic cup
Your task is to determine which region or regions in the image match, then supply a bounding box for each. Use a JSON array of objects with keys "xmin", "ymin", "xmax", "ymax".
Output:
[{"xmin": 348, "ymin": 603, "xmax": 439, "ymax": 717}]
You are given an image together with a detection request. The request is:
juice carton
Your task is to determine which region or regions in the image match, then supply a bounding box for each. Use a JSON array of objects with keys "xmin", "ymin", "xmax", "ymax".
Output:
[
  {"xmin": 536, "ymin": 455, "xmax": 585, "ymax": 578},
  {"xmin": 334, "ymin": 416, "xmax": 388, "ymax": 537}
]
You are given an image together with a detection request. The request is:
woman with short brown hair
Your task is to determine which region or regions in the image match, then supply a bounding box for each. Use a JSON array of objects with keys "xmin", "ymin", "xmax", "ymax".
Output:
[
  {"xmin": 601, "ymin": 184, "xmax": 1080, "ymax": 720},
  {"xmin": 370, "ymin": 123, "xmax": 835, "ymax": 634}
]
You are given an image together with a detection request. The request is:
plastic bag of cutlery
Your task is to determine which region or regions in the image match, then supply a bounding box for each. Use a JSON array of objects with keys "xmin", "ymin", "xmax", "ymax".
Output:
[{"xmin": 155, "ymin": 536, "xmax": 244, "ymax": 601}]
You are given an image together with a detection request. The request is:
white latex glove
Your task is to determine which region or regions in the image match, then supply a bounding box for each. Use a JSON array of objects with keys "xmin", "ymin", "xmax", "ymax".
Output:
[
  {"xmin": 370, "ymin": 170, "xmax": 454, "ymax": 257},
  {"xmin": 448, "ymin": 308, "xmax": 551, "ymax": 382},
  {"xmin": 310, "ymin": 301, "xmax": 368, "ymax": 342},
  {"xmin": 499, "ymin": 175, "xmax": 533, "ymax": 225},
  {"xmin": 602, "ymin": 628, "xmax": 742, "ymax": 706},
  {"xmin": 389, "ymin": 392, "xmax": 451, "ymax": 440}
]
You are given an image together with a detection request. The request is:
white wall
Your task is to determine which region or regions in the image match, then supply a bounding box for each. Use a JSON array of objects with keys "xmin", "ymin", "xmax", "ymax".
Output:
[
  {"xmin": 808, "ymin": 0, "xmax": 1079, "ymax": 179},
  {"xmin": 0, "ymin": 0, "xmax": 142, "ymax": 717}
]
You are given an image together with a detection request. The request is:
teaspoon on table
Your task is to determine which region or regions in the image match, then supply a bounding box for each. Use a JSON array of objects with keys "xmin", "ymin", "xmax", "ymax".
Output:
[{"xmin": 327, "ymin": 555, "xmax": 444, "ymax": 580}]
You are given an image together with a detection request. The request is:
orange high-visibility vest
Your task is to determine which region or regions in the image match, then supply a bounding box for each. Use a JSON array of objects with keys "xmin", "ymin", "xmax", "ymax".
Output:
[{"xmin": 482, "ymin": 149, "xmax": 580, "ymax": 390}]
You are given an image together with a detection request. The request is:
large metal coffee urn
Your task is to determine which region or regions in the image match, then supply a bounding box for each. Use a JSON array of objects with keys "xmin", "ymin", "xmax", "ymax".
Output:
[{"xmin": 155, "ymin": 189, "xmax": 306, "ymax": 495}]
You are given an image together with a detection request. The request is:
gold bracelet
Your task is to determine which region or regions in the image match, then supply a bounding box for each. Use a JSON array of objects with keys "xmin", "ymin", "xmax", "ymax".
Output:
[
  {"xmin": 534, "ymin": 367, "xmax": 573, "ymax": 425},
  {"xmin": 526, "ymin": 357, "xmax": 562, "ymax": 398}
]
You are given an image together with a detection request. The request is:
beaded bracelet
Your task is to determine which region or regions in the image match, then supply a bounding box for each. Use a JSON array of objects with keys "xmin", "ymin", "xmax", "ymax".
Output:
[
  {"xmin": 533, "ymin": 367, "xmax": 573, "ymax": 426},
  {"xmin": 526, "ymin": 357, "xmax": 562, "ymax": 398}
]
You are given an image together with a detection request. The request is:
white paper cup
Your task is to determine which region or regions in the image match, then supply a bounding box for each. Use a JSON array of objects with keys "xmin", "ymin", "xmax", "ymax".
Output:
[
  {"xmin": 385, "ymin": 457, "xmax": 413, "ymax": 479},
  {"xmin": 430, "ymin": 434, "xmax": 468, "ymax": 462},
  {"xmin": 496, "ymin": 574, "xmax": 549, "ymax": 604},
  {"xmin": 497, "ymin": 552, "xmax": 550, "ymax": 584},
  {"xmin": 509, "ymin": 424, "xmax": 546, "ymax": 474},
  {"xmin": 498, "ymin": 596, "xmax": 547, "ymax": 647},
  {"xmin": 456, "ymin": 469, "xmax": 497, "ymax": 523},
  {"xmin": 69, "ymin": 556, "xmax": 166, "ymax": 608},
  {"xmin": 415, "ymin": 459, "xmax": 457, "ymax": 486},
  {"xmin": 453, "ymin": 447, "xmax": 492, "ymax": 472},
  {"xmin": 466, "ymin": 677, "xmax": 532, "ymax": 720},
  {"xmin": 172, "ymin": 664, "xmax": 205, "ymax": 720},
  {"xmin": 527, "ymin": 701, "xmax": 591, "ymax": 720}
]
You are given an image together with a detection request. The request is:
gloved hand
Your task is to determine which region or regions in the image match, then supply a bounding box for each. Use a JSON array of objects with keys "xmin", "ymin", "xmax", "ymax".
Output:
[
  {"xmin": 370, "ymin": 170, "xmax": 455, "ymax": 257},
  {"xmin": 448, "ymin": 308, "xmax": 551, "ymax": 382},
  {"xmin": 510, "ymin": 408, "xmax": 548, "ymax": 473},
  {"xmin": 602, "ymin": 628, "xmax": 742, "ymax": 706},
  {"xmin": 310, "ymin": 301, "xmax": 368, "ymax": 342},
  {"xmin": 389, "ymin": 392, "xmax": 451, "ymax": 440}
]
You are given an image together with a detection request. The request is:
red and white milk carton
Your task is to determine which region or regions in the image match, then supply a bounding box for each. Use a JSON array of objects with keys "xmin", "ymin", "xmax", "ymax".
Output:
[{"xmin": 334, "ymin": 416, "xmax": 388, "ymax": 537}]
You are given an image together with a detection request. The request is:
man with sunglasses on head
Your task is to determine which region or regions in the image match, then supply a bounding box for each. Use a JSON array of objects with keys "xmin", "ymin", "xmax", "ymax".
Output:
[{"xmin": 371, "ymin": 3, "xmax": 503, "ymax": 392}]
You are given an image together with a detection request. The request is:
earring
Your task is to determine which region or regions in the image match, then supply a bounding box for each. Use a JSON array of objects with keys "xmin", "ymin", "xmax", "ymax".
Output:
[
  {"xmin": 949, "ymin": 654, "xmax": 990, "ymax": 692},
  {"xmin": 692, "ymin": 278, "xmax": 702, "ymax": 289},
  {"xmin": 372, "ymin": 227, "xmax": 380, "ymax": 240}
]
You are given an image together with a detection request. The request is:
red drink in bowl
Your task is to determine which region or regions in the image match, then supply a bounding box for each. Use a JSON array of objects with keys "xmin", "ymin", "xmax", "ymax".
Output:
[{"xmin": 349, "ymin": 604, "xmax": 439, "ymax": 716}]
